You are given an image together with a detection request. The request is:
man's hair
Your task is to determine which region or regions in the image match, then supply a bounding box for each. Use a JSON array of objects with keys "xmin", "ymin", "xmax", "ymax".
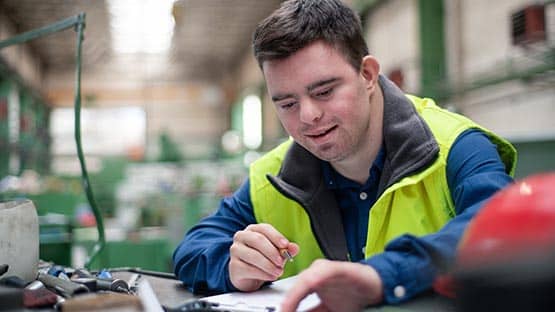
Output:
[{"xmin": 252, "ymin": 0, "xmax": 369, "ymax": 71}]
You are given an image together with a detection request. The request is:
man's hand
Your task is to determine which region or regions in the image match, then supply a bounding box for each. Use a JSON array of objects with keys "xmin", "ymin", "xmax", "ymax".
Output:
[
  {"xmin": 281, "ymin": 259, "xmax": 384, "ymax": 312},
  {"xmin": 229, "ymin": 223, "xmax": 299, "ymax": 291}
]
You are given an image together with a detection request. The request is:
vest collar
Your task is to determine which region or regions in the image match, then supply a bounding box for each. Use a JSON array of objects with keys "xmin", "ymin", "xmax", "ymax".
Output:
[
  {"xmin": 266, "ymin": 75, "xmax": 439, "ymax": 260},
  {"xmin": 266, "ymin": 141, "xmax": 348, "ymax": 260},
  {"xmin": 378, "ymin": 75, "xmax": 439, "ymax": 194}
]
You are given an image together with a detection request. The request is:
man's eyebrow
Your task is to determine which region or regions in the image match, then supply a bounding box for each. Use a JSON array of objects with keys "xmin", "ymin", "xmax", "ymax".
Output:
[
  {"xmin": 307, "ymin": 77, "xmax": 340, "ymax": 92},
  {"xmin": 270, "ymin": 77, "xmax": 340, "ymax": 102},
  {"xmin": 271, "ymin": 93, "xmax": 295, "ymax": 102}
]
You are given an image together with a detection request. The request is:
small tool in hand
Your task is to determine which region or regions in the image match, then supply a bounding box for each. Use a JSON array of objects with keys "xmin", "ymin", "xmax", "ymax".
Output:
[{"xmin": 280, "ymin": 249, "xmax": 294, "ymax": 262}]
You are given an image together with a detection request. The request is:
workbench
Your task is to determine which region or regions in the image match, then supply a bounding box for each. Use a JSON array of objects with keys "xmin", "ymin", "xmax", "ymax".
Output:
[
  {"xmin": 114, "ymin": 272, "xmax": 456, "ymax": 312},
  {"xmin": 1, "ymin": 271, "xmax": 455, "ymax": 311}
]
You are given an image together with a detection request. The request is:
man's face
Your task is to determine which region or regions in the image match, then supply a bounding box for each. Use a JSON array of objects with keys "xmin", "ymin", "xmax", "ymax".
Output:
[{"xmin": 263, "ymin": 41, "xmax": 374, "ymax": 163}]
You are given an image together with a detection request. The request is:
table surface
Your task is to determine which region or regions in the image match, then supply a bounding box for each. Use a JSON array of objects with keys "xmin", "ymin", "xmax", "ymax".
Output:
[
  {"xmin": 8, "ymin": 271, "xmax": 455, "ymax": 311},
  {"xmin": 112, "ymin": 272, "xmax": 456, "ymax": 312}
]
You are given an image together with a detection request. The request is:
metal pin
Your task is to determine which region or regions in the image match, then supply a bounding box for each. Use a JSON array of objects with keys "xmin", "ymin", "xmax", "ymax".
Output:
[{"xmin": 280, "ymin": 249, "xmax": 294, "ymax": 262}]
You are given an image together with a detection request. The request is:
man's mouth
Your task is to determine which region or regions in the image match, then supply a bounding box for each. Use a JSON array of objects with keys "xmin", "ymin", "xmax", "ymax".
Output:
[{"xmin": 305, "ymin": 125, "xmax": 338, "ymax": 138}]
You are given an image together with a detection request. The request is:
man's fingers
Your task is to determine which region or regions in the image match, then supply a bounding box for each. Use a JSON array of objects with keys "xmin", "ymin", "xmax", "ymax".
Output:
[
  {"xmin": 234, "ymin": 228, "xmax": 285, "ymax": 266},
  {"xmin": 230, "ymin": 242, "xmax": 283, "ymax": 278},
  {"xmin": 281, "ymin": 284, "xmax": 314, "ymax": 312},
  {"xmin": 245, "ymin": 223, "xmax": 290, "ymax": 249},
  {"xmin": 229, "ymin": 258, "xmax": 274, "ymax": 292},
  {"xmin": 288, "ymin": 242, "xmax": 300, "ymax": 257},
  {"xmin": 281, "ymin": 273, "xmax": 319, "ymax": 312},
  {"xmin": 230, "ymin": 256, "xmax": 280, "ymax": 283},
  {"xmin": 282, "ymin": 260, "xmax": 384, "ymax": 311},
  {"xmin": 229, "ymin": 223, "xmax": 296, "ymax": 292},
  {"xmin": 244, "ymin": 224, "xmax": 300, "ymax": 264}
]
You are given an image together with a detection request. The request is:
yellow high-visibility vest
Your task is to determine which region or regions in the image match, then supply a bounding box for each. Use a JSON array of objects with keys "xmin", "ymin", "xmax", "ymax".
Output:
[{"xmin": 249, "ymin": 94, "xmax": 516, "ymax": 279}]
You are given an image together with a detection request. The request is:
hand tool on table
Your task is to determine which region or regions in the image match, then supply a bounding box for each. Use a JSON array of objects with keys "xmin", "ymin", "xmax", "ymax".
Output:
[
  {"xmin": 73, "ymin": 267, "xmax": 130, "ymax": 293},
  {"xmin": 37, "ymin": 272, "xmax": 89, "ymax": 298},
  {"xmin": 101, "ymin": 267, "xmax": 177, "ymax": 280}
]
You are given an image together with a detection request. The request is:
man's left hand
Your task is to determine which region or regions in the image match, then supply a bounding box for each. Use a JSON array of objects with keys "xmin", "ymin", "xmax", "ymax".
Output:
[{"xmin": 281, "ymin": 259, "xmax": 384, "ymax": 312}]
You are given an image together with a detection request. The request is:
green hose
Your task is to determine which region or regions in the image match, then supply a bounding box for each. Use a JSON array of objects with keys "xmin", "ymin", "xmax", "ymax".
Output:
[{"xmin": 73, "ymin": 13, "xmax": 106, "ymax": 268}]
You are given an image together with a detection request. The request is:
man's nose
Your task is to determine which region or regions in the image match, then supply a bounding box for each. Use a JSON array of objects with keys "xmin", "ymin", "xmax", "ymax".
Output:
[{"xmin": 299, "ymin": 99, "xmax": 323, "ymax": 124}]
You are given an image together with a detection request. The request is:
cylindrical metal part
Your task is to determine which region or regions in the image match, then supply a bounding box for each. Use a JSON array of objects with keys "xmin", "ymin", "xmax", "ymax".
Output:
[
  {"xmin": 96, "ymin": 278, "xmax": 129, "ymax": 292},
  {"xmin": 0, "ymin": 200, "xmax": 39, "ymax": 282}
]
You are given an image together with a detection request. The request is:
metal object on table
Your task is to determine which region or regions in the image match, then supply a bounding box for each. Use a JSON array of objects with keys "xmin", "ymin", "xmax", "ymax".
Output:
[
  {"xmin": 96, "ymin": 278, "xmax": 130, "ymax": 293},
  {"xmin": 0, "ymin": 200, "xmax": 39, "ymax": 283},
  {"xmin": 111, "ymin": 270, "xmax": 196, "ymax": 309},
  {"xmin": 106, "ymin": 267, "xmax": 177, "ymax": 280},
  {"xmin": 137, "ymin": 279, "xmax": 164, "ymax": 312},
  {"xmin": 72, "ymin": 267, "xmax": 130, "ymax": 293},
  {"xmin": 37, "ymin": 272, "xmax": 89, "ymax": 298},
  {"xmin": 127, "ymin": 273, "xmax": 141, "ymax": 293}
]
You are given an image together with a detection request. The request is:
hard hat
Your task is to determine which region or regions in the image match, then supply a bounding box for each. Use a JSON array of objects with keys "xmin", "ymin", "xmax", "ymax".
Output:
[
  {"xmin": 453, "ymin": 172, "xmax": 555, "ymax": 311},
  {"xmin": 457, "ymin": 172, "xmax": 555, "ymax": 267}
]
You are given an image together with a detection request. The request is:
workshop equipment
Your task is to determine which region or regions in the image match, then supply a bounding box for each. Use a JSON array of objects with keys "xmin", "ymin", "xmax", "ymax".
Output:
[
  {"xmin": 0, "ymin": 199, "xmax": 39, "ymax": 282},
  {"xmin": 71, "ymin": 268, "xmax": 130, "ymax": 293},
  {"xmin": 37, "ymin": 272, "xmax": 89, "ymax": 298}
]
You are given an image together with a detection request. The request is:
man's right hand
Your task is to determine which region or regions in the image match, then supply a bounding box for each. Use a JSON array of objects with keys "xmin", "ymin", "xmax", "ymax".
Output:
[{"xmin": 229, "ymin": 223, "xmax": 299, "ymax": 291}]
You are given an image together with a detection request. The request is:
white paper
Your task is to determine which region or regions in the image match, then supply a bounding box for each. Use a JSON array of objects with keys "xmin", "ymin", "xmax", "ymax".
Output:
[{"xmin": 201, "ymin": 276, "xmax": 321, "ymax": 312}]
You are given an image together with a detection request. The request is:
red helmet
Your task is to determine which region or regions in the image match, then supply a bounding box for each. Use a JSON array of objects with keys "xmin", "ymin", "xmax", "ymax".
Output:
[
  {"xmin": 450, "ymin": 172, "xmax": 555, "ymax": 311},
  {"xmin": 457, "ymin": 172, "xmax": 555, "ymax": 267}
]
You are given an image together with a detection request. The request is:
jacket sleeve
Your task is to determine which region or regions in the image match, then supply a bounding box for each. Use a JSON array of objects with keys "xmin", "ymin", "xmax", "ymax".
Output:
[
  {"xmin": 363, "ymin": 129, "xmax": 514, "ymax": 303},
  {"xmin": 172, "ymin": 179, "xmax": 256, "ymax": 294}
]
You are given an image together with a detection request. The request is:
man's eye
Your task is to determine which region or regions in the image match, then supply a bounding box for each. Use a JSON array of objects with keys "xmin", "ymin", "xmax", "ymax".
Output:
[
  {"xmin": 280, "ymin": 102, "xmax": 296, "ymax": 110},
  {"xmin": 315, "ymin": 88, "xmax": 333, "ymax": 98}
]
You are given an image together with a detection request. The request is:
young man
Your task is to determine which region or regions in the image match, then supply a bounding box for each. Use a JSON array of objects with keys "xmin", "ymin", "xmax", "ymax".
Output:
[{"xmin": 173, "ymin": 0, "xmax": 516, "ymax": 310}]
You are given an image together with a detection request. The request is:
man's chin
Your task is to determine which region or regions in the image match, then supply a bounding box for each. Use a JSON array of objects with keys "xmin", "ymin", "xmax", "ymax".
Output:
[
  {"xmin": 296, "ymin": 139, "xmax": 340, "ymax": 160},
  {"xmin": 310, "ymin": 145, "xmax": 344, "ymax": 162}
]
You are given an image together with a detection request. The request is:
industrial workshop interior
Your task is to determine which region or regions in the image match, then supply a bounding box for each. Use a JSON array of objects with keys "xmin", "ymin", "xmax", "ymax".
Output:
[{"xmin": 0, "ymin": 0, "xmax": 554, "ymax": 311}]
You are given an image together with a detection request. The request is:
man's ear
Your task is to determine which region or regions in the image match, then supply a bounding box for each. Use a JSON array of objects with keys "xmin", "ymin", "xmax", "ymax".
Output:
[{"xmin": 360, "ymin": 55, "xmax": 380, "ymax": 92}]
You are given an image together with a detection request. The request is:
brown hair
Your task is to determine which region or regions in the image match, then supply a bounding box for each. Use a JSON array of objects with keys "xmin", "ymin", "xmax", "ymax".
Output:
[{"xmin": 253, "ymin": 0, "xmax": 369, "ymax": 71}]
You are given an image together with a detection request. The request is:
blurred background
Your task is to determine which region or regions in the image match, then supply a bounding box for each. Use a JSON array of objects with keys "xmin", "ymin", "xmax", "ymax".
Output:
[{"xmin": 0, "ymin": 0, "xmax": 553, "ymax": 272}]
